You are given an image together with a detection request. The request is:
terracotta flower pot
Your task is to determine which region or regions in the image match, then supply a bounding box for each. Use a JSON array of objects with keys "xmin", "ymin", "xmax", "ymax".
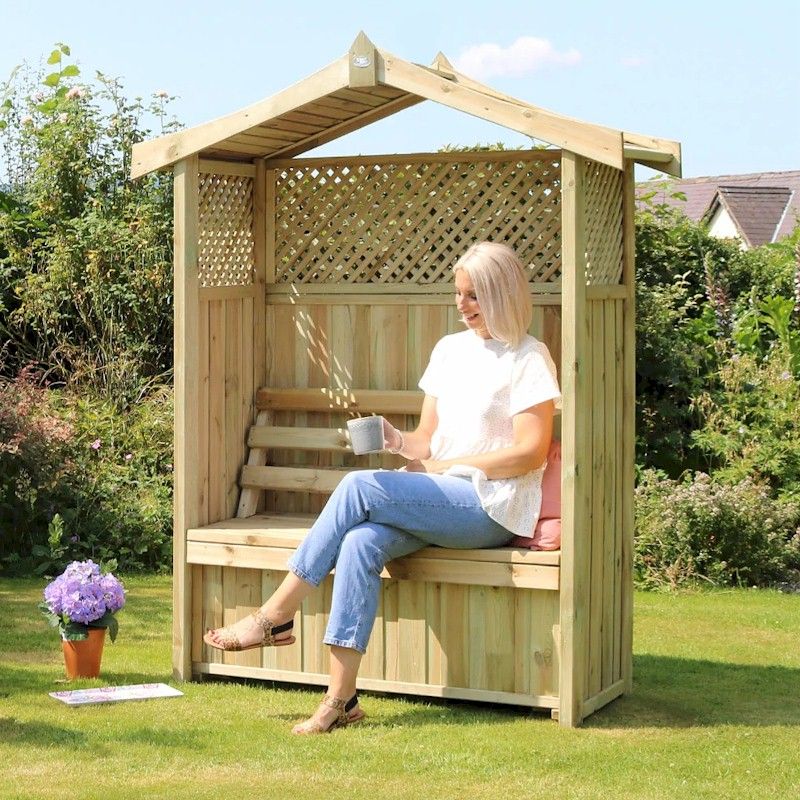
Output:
[{"xmin": 61, "ymin": 627, "xmax": 106, "ymax": 679}]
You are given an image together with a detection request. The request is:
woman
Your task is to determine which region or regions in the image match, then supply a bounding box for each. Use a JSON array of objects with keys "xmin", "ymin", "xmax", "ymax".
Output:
[{"xmin": 203, "ymin": 241, "xmax": 561, "ymax": 734}]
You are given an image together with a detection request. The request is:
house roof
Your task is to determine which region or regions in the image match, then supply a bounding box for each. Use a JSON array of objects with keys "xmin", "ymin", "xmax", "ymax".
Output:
[
  {"xmin": 637, "ymin": 170, "xmax": 800, "ymax": 241},
  {"xmin": 131, "ymin": 32, "xmax": 681, "ymax": 179},
  {"xmin": 707, "ymin": 186, "xmax": 794, "ymax": 247}
]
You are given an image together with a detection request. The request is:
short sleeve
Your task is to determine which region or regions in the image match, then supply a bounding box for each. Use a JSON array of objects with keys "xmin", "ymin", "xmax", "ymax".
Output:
[
  {"xmin": 418, "ymin": 338, "xmax": 447, "ymax": 398},
  {"xmin": 509, "ymin": 342, "xmax": 561, "ymax": 415}
]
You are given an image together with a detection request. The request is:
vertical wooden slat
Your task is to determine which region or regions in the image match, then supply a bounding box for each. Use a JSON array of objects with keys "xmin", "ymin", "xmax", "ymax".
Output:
[
  {"xmin": 232, "ymin": 568, "xmax": 262, "ymax": 669},
  {"xmin": 253, "ymin": 161, "xmax": 268, "ymax": 399},
  {"xmin": 360, "ymin": 585, "xmax": 385, "ymax": 679},
  {"xmin": 264, "ymin": 167, "xmax": 277, "ymax": 284},
  {"xmin": 208, "ymin": 300, "xmax": 226, "ymax": 522},
  {"xmin": 202, "ymin": 565, "xmax": 223, "ymax": 665},
  {"xmin": 438, "ymin": 584, "xmax": 469, "ymax": 687},
  {"xmin": 588, "ymin": 302, "xmax": 605, "ymax": 698},
  {"xmin": 613, "ymin": 299, "xmax": 625, "ymax": 681},
  {"xmin": 485, "ymin": 587, "xmax": 515, "ymax": 692},
  {"xmin": 225, "ymin": 299, "xmax": 243, "ymax": 518},
  {"xmin": 559, "ymin": 151, "xmax": 591, "ymax": 726},
  {"xmin": 467, "ymin": 586, "xmax": 489, "ymax": 689},
  {"xmin": 173, "ymin": 155, "xmax": 200, "ymax": 681},
  {"xmin": 396, "ymin": 582, "xmax": 427, "ymax": 683},
  {"xmin": 602, "ymin": 300, "xmax": 617, "ymax": 688},
  {"xmin": 621, "ymin": 163, "xmax": 637, "ymax": 694},
  {"xmin": 197, "ymin": 300, "xmax": 210, "ymax": 527}
]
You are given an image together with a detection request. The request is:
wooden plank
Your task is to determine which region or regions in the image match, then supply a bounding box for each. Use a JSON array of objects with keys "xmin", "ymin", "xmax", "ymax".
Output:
[
  {"xmin": 247, "ymin": 425, "xmax": 350, "ymax": 451},
  {"xmin": 613, "ymin": 300, "xmax": 624, "ymax": 682},
  {"xmin": 264, "ymin": 168, "xmax": 277, "ymax": 284},
  {"xmin": 198, "ymin": 159, "xmax": 256, "ymax": 177},
  {"xmin": 396, "ymin": 582, "xmax": 427, "ymax": 683},
  {"xmin": 240, "ymin": 464, "xmax": 348, "ymax": 494},
  {"xmin": 623, "ymin": 132, "xmax": 681, "ymax": 177},
  {"xmin": 225, "ymin": 299, "xmax": 244, "ymax": 518},
  {"xmin": 558, "ymin": 151, "xmax": 591, "ymax": 727},
  {"xmin": 172, "ymin": 156, "xmax": 200, "ymax": 681},
  {"xmin": 201, "ymin": 565, "xmax": 223, "ymax": 666},
  {"xmin": 620, "ymin": 164, "xmax": 637, "ymax": 694},
  {"xmin": 360, "ymin": 583, "xmax": 385, "ymax": 679},
  {"xmin": 468, "ymin": 586, "xmax": 489, "ymax": 689},
  {"xmin": 197, "ymin": 300, "xmax": 210, "ymax": 526},
  {"xmin": 190, "ymin": 564, "xmax": 204, "ymax": 664},
  {"xmin": 384, "ymin": 556, "xmax": 560, "ymax": 590},
  {"xmin": 484, "ymin": 587, "xmax": 516, "ymax": 693},
  {"xmin": 260, "ymin": 94, "xmax": 422, "ymax": 161},
  {"xmin": 236, "ymin": 410, "xmax": 271, "ymax": 518},
  {"xmin": 208, "ymin": 300, "xmax": 226, "ymax": 523},
  {"xmin": 380, "ymin": 51, "xmax": 624, "ymax": 171},
  {"xmin": 255, "ymin": 387, "xmax": 423, "ymax": 414},
  {"xmin": 195, "ymin": 662, "xmax": 559, "ymax": 708},
  {"xmin": 588, "ymin": 302, "xmax": 605, "ymax": 698},
  {"xmin": 131, "ymin": 57, "xmax": 349, "ymax": 177},
  {"xmin": 438, "ymin": 584, "xmax": 469, "ymax": 687},
  {"xmin": 231, "ymin": 567, "xmax": 262, "ymax": 669},
  {"xmin": 602, "ymin": 300, "xmax": 617, "ymax": 689},
  {"xmin": 199, "ymin": 285, "xmax": 257, "ymax": 301},
  {"xmin": 187, "ymin": 541, "xmax": 560, "ymax": 590},
  {"xmin": 266, "ymin": 147, "xmax": 567, "ymax": 171}
]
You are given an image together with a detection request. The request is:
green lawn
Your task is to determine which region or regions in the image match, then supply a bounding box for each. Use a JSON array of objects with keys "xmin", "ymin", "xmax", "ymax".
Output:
[{"xmin": 1, "ymin": 576, "xmax": 798, "ymax": 800}]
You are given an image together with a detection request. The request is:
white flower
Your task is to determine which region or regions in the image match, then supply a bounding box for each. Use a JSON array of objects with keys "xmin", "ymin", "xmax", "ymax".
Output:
[
  {"xmin": 66, "ymin": 86, "xmax": 84, "ymax": 100},
  {"xmin": 58, "ymin": 112, "xmax": 68, "ymax": 123},
  {"xmin": 21, "ymin": 115, "xmax": 33, "ymax": 125}
]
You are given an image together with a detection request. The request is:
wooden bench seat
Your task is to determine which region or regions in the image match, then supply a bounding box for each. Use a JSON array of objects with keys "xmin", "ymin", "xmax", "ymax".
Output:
[
  {"xmin": 188, "ymin": 513, "xmax": 560, "ymax": 590},
  {"xmin": 191, "ymin": 388, "xmax": 563, "ymax": 711}
]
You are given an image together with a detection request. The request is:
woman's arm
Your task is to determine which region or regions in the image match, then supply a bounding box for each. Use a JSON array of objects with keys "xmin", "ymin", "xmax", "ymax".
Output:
[
  {"xmin": 383, "ymin": 395, "xmax": 438, "ymax": 460},
  {"xmin": 405, "ymin": 400, "xmax": 554, "ymax": 480}
]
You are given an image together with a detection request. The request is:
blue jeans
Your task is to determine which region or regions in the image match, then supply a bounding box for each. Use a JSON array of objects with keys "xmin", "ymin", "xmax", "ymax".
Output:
[{"xmin": 287, "ymin": 469, "xmax": 513, "ymax": 654}]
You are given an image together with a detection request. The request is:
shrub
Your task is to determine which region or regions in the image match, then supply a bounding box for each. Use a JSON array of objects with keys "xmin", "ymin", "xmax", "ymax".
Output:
[
  {"xmin": 0, "ymin": 367, "xmax": 75, "ymax": 570},
  {"xmin": 0, "ymin": 45, "xmax": 178, "ymax": 402},
  {"xmin": 634, "ymin": 470, "xmax": 800, "ymax": 590},
  {"xmin": 0, "ymin": 367, "xmax": 173, "ymax": 575}
]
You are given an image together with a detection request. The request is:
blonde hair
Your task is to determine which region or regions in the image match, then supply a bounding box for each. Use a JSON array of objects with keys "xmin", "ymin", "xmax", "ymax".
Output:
[{"xmin": 453, "ymin": 242, "xmax": 532, "ymax": 347}]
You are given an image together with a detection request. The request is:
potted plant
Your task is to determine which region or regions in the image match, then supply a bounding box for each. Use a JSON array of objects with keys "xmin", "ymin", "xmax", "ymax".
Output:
[{"xmin": 39, "ymin": 560, "xmax": 126, "ymax": 678}]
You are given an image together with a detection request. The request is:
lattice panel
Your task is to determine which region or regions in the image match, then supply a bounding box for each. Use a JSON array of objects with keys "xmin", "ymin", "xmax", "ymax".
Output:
[
  {"xmin": 274, "ymin": 156, "xmax": 561, "ymax": 284},
  {"xmin": 584, "ymin": 161, "xmax": 624, "ymax": 285},
  {"xmin": 198, "ymin": 173, "xmax": 254, "ymax": 288}
]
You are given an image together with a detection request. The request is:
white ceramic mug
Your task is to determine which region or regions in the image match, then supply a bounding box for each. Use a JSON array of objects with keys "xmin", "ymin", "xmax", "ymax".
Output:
[{"xmin": 346, "ymin": 415, "xmax": 385, "ymax": 455}]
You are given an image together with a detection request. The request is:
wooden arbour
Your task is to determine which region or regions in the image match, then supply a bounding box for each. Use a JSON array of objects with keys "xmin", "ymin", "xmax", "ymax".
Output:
[{"xmin": 133, "ymin": 32, "xmax": 681, "ymax": 727}]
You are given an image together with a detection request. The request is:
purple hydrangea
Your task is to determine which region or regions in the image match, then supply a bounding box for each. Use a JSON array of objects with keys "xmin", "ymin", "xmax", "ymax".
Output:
[{"xmin": 42, "ymin": 560, "xmax": 126, "ymax": 625}]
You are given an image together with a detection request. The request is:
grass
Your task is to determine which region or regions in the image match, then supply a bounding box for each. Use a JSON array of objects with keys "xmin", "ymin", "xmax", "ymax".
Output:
[{"xmin": 1, "ymin": 577, "xmax": 799, "ymax": 800}]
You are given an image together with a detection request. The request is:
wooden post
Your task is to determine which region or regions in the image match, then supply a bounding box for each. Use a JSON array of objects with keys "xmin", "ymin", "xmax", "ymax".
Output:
[
  {"xmin": 621, "ymin": 162, "xmax": 637, "ymax": 694},
  {"xmin": 559, "ymin": 151, "xmax": 591, "ymax": 727},
  {"xmin": 348, "ymin": 31, "xmax": 378, "ymax": 88},
  {"xmin": 173, "ymin": 156, "xmax": 200, "ymax": 681}
]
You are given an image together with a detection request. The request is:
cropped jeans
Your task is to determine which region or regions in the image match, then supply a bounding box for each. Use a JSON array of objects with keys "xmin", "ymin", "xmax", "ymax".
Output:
[{"xmin": 287, "ymin": 469, "xmax": 513, "ymax": 654}]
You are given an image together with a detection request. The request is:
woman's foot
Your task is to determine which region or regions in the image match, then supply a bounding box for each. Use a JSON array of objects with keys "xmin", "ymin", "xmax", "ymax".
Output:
[
  {"xmin": 291, "ymin": 693, "xmax": 365, "ymax": 734},
  {"xmin": 203, "ymin": 608, "xmax": 295, "ymax": 652}
]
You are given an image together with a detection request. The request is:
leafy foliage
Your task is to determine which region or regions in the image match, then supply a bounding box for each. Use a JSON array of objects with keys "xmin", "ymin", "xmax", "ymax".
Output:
[
  {"xmin": 0, "ymin": 47, "xmax": 178, "ymax": 401},
  {"xmin": 635, "ymin": 469, "xmax": 800, "ymax": 589}
]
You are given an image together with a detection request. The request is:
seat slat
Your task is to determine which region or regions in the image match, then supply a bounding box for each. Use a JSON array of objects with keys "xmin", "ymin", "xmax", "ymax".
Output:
[{"xmin": 188, "ymin": 515, "xmax": 561, "ymax": 566}]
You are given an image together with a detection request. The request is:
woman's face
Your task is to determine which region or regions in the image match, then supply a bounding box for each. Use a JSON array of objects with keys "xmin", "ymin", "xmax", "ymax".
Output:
[{"xmin": 455, "ymin": 269, "xmax": 491, "ymax": 339}]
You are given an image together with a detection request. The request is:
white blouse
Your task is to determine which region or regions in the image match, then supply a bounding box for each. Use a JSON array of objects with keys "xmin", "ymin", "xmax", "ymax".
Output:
[{"xmin": 418, "ymin": 330, "xmax": 561, "ymax": 537}]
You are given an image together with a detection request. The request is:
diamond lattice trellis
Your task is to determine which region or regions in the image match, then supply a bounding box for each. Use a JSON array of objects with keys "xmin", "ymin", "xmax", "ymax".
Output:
[
  {"xmin": 273, "ymin": 156, "xmax": 562, "ymax": 284},
  {"xmin": 583, "ymin": 161, "xmax": 624, "ymax": 285},
  {"xmin": 198, "ymin": 173, "xmax": 254, "ymax": 288}
]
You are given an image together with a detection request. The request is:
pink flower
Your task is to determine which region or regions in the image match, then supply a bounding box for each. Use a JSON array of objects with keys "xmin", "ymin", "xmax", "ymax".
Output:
[
  {"xmin": 21, "ymin": 115, "xmax": 33, "ymax": 125},
  {"xmin": 66, "ymin": 86, "xmax": 83, "ymax": 100},
  {"xmin": 155, "ymin": 89, "xmax": 169, "ymax": 98},
  {"xmin": 90, "ymin": 438, "xmax": 101, "ymax": 450},
  {"xmin": 124, "ymin": 453, "xmax": 133, "ymax": 461}
]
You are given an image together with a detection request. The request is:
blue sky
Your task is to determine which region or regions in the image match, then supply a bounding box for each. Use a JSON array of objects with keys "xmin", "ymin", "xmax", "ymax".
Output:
[{"xmin": 1, "ymin": 0, "xmax": 797, "ymax": 180}]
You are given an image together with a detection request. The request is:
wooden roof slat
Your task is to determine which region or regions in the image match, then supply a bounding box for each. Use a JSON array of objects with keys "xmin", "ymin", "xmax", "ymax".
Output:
[{"xmin": 130, "ymin": 57, "xmax": 349, "ymax": 178}]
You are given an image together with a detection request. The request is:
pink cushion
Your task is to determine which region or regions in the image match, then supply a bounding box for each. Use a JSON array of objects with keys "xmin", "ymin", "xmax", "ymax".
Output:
[{"xmin": 510, "ymin": 439, "xmax": 561, "ymax": 550}]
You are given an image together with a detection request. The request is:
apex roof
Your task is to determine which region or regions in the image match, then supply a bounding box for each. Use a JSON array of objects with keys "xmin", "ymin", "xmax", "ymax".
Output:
[{"xmin": 131, "ymin": 32, "xmax": 680, "ymax": 179}]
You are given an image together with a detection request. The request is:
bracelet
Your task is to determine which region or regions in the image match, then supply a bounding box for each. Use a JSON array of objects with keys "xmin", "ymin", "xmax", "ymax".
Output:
[{"xmin": 387, "ymin": 430, "xmax": 405, "ymax": 455}]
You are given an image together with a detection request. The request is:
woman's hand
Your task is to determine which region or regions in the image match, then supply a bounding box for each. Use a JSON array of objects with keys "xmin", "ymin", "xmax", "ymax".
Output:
[{"xmin": 382, "ymin": 418, "xmax": 404, "ymax": 452}]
